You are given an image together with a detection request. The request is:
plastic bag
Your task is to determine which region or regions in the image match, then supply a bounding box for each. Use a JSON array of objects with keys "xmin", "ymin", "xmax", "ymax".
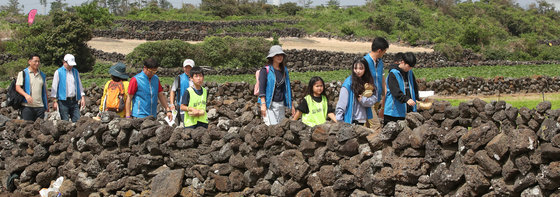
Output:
[{"xmin": 39, "ymin": 176, "xmax": 63, "ymax": 197}]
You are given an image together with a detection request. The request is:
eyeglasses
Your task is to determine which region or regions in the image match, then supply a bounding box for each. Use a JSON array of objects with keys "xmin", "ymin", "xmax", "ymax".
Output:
[{"xmin": 146, "ymin": 67, "xmax": 158, "ymax": 73}]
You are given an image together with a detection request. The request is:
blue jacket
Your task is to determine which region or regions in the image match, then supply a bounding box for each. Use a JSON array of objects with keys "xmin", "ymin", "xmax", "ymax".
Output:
[
  {"xmin": 384, "ymin": 69, "xmax": 417, "ymax": 117},
  {"xmin": 259, "ymin": 66, "xmax": 292, "ymax": 109},
  {"xmin": 132, "ymin": 71, "xmax": 160, "ymax": 118},
  {"xmin": 176, "ymin": 73, "xmax": 190, "ymax": 113},
  {"xmin": 364, "ymin": 54, "xmax": 384, "ymax": 100},
  {"xmin": 23, "ymin": 68, "xmax": 47, "ymax": 110},
  {"xmin": 56, "ymin": 66, "xmax": 82, "ymax": 101},
  {"xmin": 341, "ymin": 76, "xmax": 373, "ymax": 123}
]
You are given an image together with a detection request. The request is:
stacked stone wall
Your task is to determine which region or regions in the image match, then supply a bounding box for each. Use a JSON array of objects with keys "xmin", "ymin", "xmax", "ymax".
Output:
[{"xmin": 1, "ymin": 94, "xmax": 559, "ymax": 196}]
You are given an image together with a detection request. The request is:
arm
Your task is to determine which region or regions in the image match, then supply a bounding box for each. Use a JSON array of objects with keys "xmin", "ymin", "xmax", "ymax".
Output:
[
  {"xmin": 292, "ymin": 110, "xmax": 302, "ymax": 121},
  {"xmin": 387, "ymin": 72, "xmax": 409, "ymax": 103},
  {"xmin": 358, "ymin": 94, "xmax": 377, "ymax": 107},
  {"xmin": 158, "ymin": 92, "xmax": 172, "ymax": 119},
  {"xmin": 125, "ymin": 94, "xmax": 132, "ymax": 118},
  {"xmin": 169, "ymin": 78, "xmax": 178, "ymax": 110},
  {"xmin": 99, "ymin": 81, "xmax": 109, "ymax": 112},
  {"xmin": 51, "ymin": 70, "xmax": 59, "ymax": 110},
  {"xmin": 15, "ymin": 72, "xmax": 33, "ymax": 104},
  {"xmin": 335, "ymin": 87, "xmax": 349, "ymax": 121},
  {"xmin": 327, "ymin": 113, "xmax": 337, "ymax": 123},
  {"xmin": 78, "ymin": 72, "xmax": 86, "ymax": 108}
]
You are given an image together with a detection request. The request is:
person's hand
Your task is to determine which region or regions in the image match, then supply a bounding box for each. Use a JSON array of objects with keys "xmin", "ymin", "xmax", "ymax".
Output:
[
  {"xmin": 53, "ymin": 101, "xmax": 58, "ymax": 111},
  {"xmin": 260, "ymin": 103, "xmax": 267, "ymax": 117},
  {"xmin": 291, "ymin": 106, "xmax": 296, "ymax": 117},
  {"xmin": 24, "ymin": 95, "xmax": 33, "ymax": 104},
  {"xmin": 407, "ymin": 99, "xmax": 416, "ymax": 106},
  {"xmin": 378, "ymin": 109, "xmax": 384, "ymax": 119},
  {"xmin": 166, "ymin": 111, "xmax": 173, "ymax": 120},
  {"xmin": 80, "ymin": 98, "xmax": 86, "ymax": 109}
]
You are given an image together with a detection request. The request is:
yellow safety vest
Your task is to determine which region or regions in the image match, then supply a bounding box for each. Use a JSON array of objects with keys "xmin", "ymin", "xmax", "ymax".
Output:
[
  {"xmin": 184, "ymin": 87, "xmax": 208, "ymax": 127},
  {"xmin": 302, "ymin": 95, "xmax": 328, "ymax": 127}
]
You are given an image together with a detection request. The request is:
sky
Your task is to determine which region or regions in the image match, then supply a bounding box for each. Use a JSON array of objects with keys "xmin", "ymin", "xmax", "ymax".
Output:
[{"xmin": 9, "ymin": 0, "xmax": 560, "ymax": 15}]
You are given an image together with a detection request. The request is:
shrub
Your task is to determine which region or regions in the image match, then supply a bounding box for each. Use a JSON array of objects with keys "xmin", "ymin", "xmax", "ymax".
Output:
[
  {"xmin": 126, "ymin": 37, "xmax": 272, "ymax": 69},
  {"xmin": 0, "ymin": 58, "xmax": 27, "ymax": 79},
  {"xmin": 434, "ymin": 42, "xmax": 465, "ymax": 61},
  {"xmin": 74, "ymin": 0, "xmax": 113, "ymax": 29}
]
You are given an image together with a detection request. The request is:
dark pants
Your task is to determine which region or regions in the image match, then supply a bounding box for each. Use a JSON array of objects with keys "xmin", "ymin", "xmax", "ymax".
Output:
[
  {"xmin": 186, "ymin": 122, "xmax": 208, "ymax": 129},
  {"xmin": 58, "ymin": 99, "xmax": 80, "ymax": 123},
  {"xmin": 383, "ymin": 115, "xmax": 405, "ymax": 126},
  {"xmin": 21, "ymin": 106, "xmax": 45, "ymax": 121}
]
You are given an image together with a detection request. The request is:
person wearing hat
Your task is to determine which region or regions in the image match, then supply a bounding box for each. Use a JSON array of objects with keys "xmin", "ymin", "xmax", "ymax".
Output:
[
  {"xmin": 98, "ymin": 62, "xmax": 130, "ymax": 118},
  {"xmin": 258, "ymin": 45, "xmax": 295, "ymax": 126},
  {"xmin": 51, "ymin": 54, "xmax": 85, "ymax": 122},
  {"xmin": 169, "ymin": 59, "xmax": 195, "ymax": 126}
]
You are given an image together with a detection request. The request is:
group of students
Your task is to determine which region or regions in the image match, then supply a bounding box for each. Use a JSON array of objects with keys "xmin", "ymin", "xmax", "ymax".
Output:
[
  {"xmin": 14, "ymin": 37, "xmax": 419, "ymax": 129},
  {"xmin": 256, "ymin": 37, "xmax": 419, "ymax": 128}
]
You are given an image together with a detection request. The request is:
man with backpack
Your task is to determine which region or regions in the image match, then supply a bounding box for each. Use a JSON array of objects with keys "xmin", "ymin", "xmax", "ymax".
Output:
[
  {"xmin": 51, "ymin": 54, "xmax": 86, "ymax": 123},
  {"xmin": 98, "ymin": 62, "xmax": 129, "ymax": 118},
  {"xmin": 169, "ymin": 59, "xmax": 194, "ymax": 125},
  {"xmin": 14, "ymin": 54, "xmax": 48, "ymax": 121}
]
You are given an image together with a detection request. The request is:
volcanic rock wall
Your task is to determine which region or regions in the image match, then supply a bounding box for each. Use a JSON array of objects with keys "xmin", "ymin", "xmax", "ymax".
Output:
[{"xmin": 1, "ymin": 98, "xmax": 560, "ymax": 196}]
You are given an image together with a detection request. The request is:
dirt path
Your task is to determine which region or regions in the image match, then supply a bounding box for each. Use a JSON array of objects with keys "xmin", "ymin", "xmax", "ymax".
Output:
[{"xmin": 87, "ymin": 37, "xmax": 434, "ymax": 55}]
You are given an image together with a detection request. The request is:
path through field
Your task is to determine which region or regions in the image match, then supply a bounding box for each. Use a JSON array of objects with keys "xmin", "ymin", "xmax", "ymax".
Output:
[{"xmin": 87, "ymin": 37, "xmax": 434, "ymax": 55}]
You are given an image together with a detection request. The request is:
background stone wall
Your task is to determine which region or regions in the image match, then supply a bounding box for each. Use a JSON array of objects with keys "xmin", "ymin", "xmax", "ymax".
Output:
[{"xmin": 1, "ymin": 97, "xmax": 559, "ymax": 196}]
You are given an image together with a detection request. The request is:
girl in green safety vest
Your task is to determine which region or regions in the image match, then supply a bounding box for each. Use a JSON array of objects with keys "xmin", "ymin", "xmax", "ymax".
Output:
[{"xmin": 292, "ymin": 76, "xmax": 337, "ymax": 127}]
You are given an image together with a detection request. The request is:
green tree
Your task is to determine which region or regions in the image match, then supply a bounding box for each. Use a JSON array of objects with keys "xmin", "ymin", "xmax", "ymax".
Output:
[
  {"xmin": 0, "ymin": 0, "xmax": 23, "ymax": 15},
  {"xmin": 327, "ymin": 0, "xmax": 340, "ymax": 8},
  {"xmin": 50, "ymin": 0, "xmax": 68, "ymax": 12},
  {"xmin": 201, "ymin": 0, "xmax": 239, "ymax": 18},
  {"xmin": 278, "ymin": 2, "xmax": 302, "ymax": 15},
  {"xmin": 39, "ymin": 0, "xmax": 47, "ymax": 14},
  {"xmin": 75, "ymin": 0, "xmax": 114, "ymax": 28}
]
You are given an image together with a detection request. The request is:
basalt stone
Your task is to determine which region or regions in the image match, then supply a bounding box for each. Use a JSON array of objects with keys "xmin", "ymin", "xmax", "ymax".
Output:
[
  {"xmin": 362, "ymin": 167, "xmax": 395, "ymax": 196},
  {"xmin": 509, "ymin": 129, "xmax": 538, "ymax": 156},
  {"xmin": 32, "ymin": 144, "xmax": 48, "ymax": 162},
  {"xmin": 430, "ymin": 155, "xmax": 464, "ymax": 193},
  {"xmin": 513, "ymin": 172, "xmax": 537, "ymax": 192},
  {"xmin": 406, "ymin": 112, "xmax": 425, "ymax": 129},
  {"xmin": 338, "ymin": 138, "xmax": 359, "ymax": 156},
  {"xmin": 150, "ymin": 168, "xmax": 184, "ymax": 197},
  {"xmin": 270, "ymin": 150, "xmax": 309, "ymax": 182},
  {"xmin": 538, "ymin": 118, "xmax": 560, "ymax": 142},
  {"xmin": 394, "ymin": 184, "xmax": 440, "ymax": 196},
  {"xmin": 337, "ymin": 125, "xmax": 357, "ymax": 142},
  {"xmin": 459, "ymin": 122, "xmax": 498, "ymax": 151},
  {"xmin": 445, "ymin": 106, "xmax": 460, "ymax": 119},
  {"xmin": 475, "ymin": 150, "xmax": 502, "ymax": 177},
  {"xmin": 439, "ymin": 126, "xmax": 466, "ymax": 146},
  {"xmin": 464, "ymin": 165, "xmax": 491, "ymax": 194},
  {"xmin": 505, "ymin": 106, "xmax": 519, "ymax": 121},
  {"xmin": 537, "ymin": 162, "xmax": 560, "ymax": 190},
  {"xmin": 392, "ymin": 126, "xmax": 413, "ymax": 150},
  {"xmin": 536, "ymin": 101, "xmax": 552, "ymax": 114},
  {"xmin": 485, "ymin": 133, "xmax": 509, "ymax": 161},
  {"xmin": 425, "ymin": 139, "xmax": 443, "ymax": 163}
]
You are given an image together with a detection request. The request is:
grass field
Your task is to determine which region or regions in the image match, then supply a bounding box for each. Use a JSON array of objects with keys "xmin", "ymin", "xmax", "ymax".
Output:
[{"xmin": 432, "ymin": 93, "xmax": 560, "ymax": 109}]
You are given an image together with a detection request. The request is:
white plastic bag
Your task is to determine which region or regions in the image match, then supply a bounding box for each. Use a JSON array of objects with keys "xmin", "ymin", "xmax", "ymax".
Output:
[{"xmin": 39, "ymin": 176, "xmax": 63, "ymax": 197}]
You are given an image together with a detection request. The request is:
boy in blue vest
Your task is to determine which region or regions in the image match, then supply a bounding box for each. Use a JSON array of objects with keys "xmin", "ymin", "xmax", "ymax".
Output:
[
  {"xmin": 180, "ymin": 66, "xmax": 208, "ymax": 129},
  {"xmin": 169, "ymin": 59, "xmax": 194, "ymax": 126},
  {"xmin": 15, "ymin": 54, "xmax": 48, "ymax": 121},
  {"xmin": 51, "ymin": 54, "xmax": 85, "ymax": 122},
  {"xmin": 364, "ymin": 37, "xmax": 389, "ymax": 128},
  {"xmin": 383, "ymin": 52, "xmax": 419, "ymax": 126},
  {"xmin": 125, "ymin": 58, "xmax": 173, "ymax": 120}
]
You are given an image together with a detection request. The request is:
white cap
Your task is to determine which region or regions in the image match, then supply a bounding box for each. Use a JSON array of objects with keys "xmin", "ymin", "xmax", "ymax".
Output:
[
  {"xmin": 64, "ymin": 54, "xmax": 77, "ymax": 66},
  {"xmin": 183, "ymin": 59, "xmax": 194, "ymax": 67}
]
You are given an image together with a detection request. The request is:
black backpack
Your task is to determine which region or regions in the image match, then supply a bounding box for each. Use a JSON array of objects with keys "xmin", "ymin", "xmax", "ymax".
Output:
[{"xmin": 7, "ymin": 71, "xmax": 26, "ymax": 110}]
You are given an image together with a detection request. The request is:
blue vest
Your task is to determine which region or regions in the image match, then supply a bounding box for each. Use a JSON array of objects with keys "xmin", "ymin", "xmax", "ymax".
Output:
[
  {"xmin": 176, "ymin": 73, "xmax": 190, "ymax": 113},
  {"xmin": 56, "ymin": 66, "xmax": 82, "ymax": 101},
  {"xmin": 259, "ymin": 66, "xmax": 292, "ymax": 109},
  {"xmin": 23, "ymin": 68, "xmax": 48, "ymax": 110},
  {"xmin": 341, "ymin": 76, "xmax": 373, "ymax": 123},
  {"xmin": 364, "ymin": 54, "xmax": 384, "ymax": 100},
  {"xmin": 131, "ymin": 71, "xmax": 160, "ymax": 118},
  {"xmin": 384, "ymin": 69, "xmax": 417, "ymax": 118}
]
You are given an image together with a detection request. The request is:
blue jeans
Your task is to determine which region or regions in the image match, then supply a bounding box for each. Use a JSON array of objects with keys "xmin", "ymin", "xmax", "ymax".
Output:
[
  {"xmin": 58, "ymin": 99, "xmax": 80, "ymax": 122},
  {"xmin": 21, "ymin": 106, "xmax": 45, "ymax": 121}
]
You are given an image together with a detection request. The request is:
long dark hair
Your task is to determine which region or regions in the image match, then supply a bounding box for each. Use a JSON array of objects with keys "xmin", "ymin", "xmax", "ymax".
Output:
[
  {"xmin": 351, "ymin": 58, "xmax": 374, "ymax": 98},
  {"xmin": 306, "ymin": 76, "xmax": 326, "ymax": 97},
  {"xmin": 267, "ymin": 55, "xmax": 286, "ymax": 71},
  {"xmin": 111, "ymin": 75, "xmax": 126, "ymax": 82}
]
